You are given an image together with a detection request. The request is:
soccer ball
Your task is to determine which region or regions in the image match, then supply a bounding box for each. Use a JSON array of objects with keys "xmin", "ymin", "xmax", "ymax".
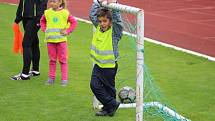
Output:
[{"xmin": 118, "ymin": 86, "xmax": 136, "ymax": 103}]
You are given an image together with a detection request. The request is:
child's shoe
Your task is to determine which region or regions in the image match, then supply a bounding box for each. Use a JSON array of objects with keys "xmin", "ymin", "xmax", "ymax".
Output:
[
  {"xmin": 29, "ymin": 70, "xmax": 40, "ymax": 77},
  {"xmin": 61, "ymin": 80, "xmax": 68, "ymax": 87},
  {"xmin": 11, "ymin": 73, "xmax": 30, "ymax": 80},
  {"xmin": 46, "ymin": 78, "xmax": 55, "ymax": 85}
]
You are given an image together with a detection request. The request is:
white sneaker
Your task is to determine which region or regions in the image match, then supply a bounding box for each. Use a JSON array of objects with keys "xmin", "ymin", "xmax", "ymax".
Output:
[{"xmin": 29, "ymin": 70, "xmax": 40, "ymax": 76}]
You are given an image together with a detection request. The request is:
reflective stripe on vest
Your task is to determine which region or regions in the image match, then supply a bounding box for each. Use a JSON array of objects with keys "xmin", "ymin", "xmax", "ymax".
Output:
[
  {"xmin": 45, "ymin": 28, "xmax": 61, "ymax": 33},
  {"xmin": 44, "ymin": 8, "xmax": 69, "ymax": 43},
  {"xmin": 46, "ymin": 35, "xmax": 66, "ymax": 40},
  {"xmin": 91, "ymin": 45, "xmax": 114, "ymax": 56},
  {"xmin": 90, "ymin": 26, "xmax": 116, "ymax": 68},
  {"xmin": 90, "ymin": 54, "xmax": 115, "ymax": 64}
]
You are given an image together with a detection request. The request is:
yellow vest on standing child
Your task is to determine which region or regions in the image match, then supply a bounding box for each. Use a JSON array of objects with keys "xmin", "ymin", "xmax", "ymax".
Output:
[{"xmin": 44, "ymin": 8, "xmax": 70, "ymax": 43}]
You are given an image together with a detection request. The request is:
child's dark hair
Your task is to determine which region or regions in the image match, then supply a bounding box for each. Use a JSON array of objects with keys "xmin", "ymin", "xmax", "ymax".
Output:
[{"xmin": 97, "ymin": 7, "xmax": 112, "ymax": 21}]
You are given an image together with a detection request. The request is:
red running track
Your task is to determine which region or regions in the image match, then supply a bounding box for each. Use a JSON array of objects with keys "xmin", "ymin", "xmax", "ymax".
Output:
[{"xmin": 1, "ymin": 0, "xmax": 215, "ymax": 57}]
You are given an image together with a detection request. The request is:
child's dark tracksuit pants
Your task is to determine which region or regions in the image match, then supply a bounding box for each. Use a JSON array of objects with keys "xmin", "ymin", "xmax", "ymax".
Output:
[{"xmin": 90, "ymin": 63, "xmax": 118, "ymax": 111}]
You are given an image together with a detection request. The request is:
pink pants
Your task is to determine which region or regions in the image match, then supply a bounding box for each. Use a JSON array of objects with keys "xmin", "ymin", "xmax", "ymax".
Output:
[{"xmin": 47, "ymin": 42, "xmax": 68, "ymax": 80}]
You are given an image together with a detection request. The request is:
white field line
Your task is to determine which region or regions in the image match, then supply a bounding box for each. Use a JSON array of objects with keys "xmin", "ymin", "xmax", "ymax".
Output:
[
  {"xmin": 145, "ymin": 37, "xmax": 215, "ymax": 61},
  {"xmin": 76, "ymin": 17, "xmax": 215, "ymax": 61},
  {"xmin": 3, "ymin": 2, "xmax": 215, "ymax": 61}
]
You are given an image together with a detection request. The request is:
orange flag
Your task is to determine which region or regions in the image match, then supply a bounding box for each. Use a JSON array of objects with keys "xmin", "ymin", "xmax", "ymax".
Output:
[{"xmin": 13, "ymin": 23, "xmax": 23, "ymax": 54}]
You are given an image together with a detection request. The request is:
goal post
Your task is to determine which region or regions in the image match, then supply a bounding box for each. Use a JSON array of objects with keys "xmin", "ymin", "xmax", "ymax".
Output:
[
  {"xmin": 92, "ymin": 2, "xmax": 144, "ymax": 121},
  {"xmin": 136, "ymin": 8, "xmax": 144, "ymax": 121}
]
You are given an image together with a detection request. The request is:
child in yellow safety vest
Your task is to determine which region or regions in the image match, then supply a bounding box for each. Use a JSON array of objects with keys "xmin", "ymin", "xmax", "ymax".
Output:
[
  {"xmin": 89, "ymin": 0, "xmax": 123, "ymax": 117},
  {"xmin": 40, "ymin": 0, "xmax": 77, "ymax": 86}
]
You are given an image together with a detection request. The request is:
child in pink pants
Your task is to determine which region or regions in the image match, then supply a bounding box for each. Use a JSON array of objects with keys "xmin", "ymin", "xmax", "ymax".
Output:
[{"xmin": 40, "ymin": 0, "xmax": 77, "ymax": 86}]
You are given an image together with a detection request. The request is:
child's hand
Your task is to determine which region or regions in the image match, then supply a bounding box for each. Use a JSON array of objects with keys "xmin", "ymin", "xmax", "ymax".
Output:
[{"xmin": 60, "ymin": 29, "xmax": 68, "ymax": 36}]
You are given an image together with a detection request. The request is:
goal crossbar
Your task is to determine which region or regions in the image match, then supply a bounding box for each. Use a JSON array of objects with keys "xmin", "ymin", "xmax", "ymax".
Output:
[{"xmin": 101, "ymin": 2, "xmax": 143, "ymax": 14}]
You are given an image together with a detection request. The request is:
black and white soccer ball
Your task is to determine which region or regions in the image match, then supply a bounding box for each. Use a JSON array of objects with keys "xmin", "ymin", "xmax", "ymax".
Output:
[{"xmin": 118, "ymin": 86, "xmax": 136, "ymax": 103}]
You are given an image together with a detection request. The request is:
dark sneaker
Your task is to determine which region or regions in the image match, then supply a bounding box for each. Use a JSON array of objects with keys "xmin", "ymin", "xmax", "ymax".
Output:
[
  {"xmin": 108, "ymin": 102, "xmax": 120, "ymax": 117},
  {"xmin": 11, "ymin": 73, "xmax": 30, "ymax": 80},
  {"xmin": 46, "ymin": 78, "xmax": 55, "ymax": 85},
  {"xmin": 95, "ymin": 110, "xmax": 109, "ymax": 116},
  {"xmin": 61, "ymin": 80, "xmax": 68, "ymax": 87},
  {"xmin": 29, "ymin": 70, "xmax": 40, "ymax": 76}
]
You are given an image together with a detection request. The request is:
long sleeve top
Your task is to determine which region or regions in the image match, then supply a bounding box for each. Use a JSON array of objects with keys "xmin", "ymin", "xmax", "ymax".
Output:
[
  {"xmin": 15, "ymin": 0, "xmax": 48, "ymax": 24},
  {"xmin": 89, "ymin": 1, "xmax": 123, "ymax": 59}
]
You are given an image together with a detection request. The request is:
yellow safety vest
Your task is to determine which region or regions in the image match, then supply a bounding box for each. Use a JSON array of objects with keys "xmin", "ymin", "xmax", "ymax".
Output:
[
  {"xmin": 44, "ymin": 8, "xmax": 70, "ymax": 43},
  {"xmin": 90, "ymin": 26, "xmax": 116, "ymax": 68}
]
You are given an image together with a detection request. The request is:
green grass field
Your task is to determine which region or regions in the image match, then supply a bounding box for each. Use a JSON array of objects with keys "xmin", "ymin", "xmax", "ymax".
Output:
[{"xmin": 0, "ymin": 3, "xmax": 215, "ymax": 121}]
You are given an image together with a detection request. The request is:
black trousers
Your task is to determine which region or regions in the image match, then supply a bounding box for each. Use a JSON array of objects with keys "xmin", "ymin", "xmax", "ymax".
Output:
[
  {"xmin": 21, "ymin": 18, "xmax": 40, "ymax": 75},
  {"xmin": 90, "ymin": 63, "xmax": 118, "ymax": 111}
]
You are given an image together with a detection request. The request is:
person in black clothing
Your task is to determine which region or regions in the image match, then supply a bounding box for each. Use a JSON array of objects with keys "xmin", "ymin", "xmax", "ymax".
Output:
[{"xmin": 11, "ymin": 0, "xmax": 48, "ymax": 80}]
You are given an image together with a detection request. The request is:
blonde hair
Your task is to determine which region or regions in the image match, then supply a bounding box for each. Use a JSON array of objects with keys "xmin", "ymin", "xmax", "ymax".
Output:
[{"xmin": 60, "ymin": 0, "xmax": 67, "ymax": 9}]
